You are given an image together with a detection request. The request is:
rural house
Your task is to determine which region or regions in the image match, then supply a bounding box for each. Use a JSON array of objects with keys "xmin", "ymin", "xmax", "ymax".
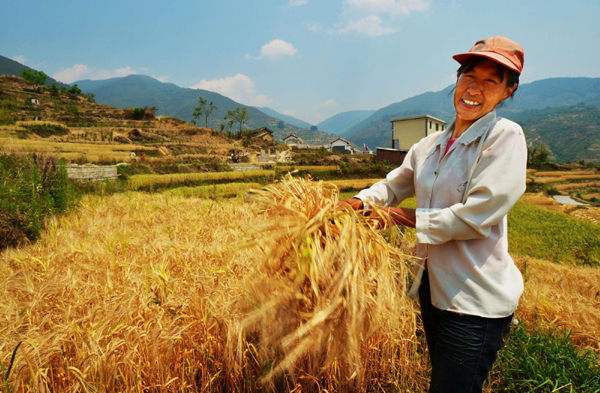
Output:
[
  {"xmin": 328, "ymin": 137, "xmax": 355, "ymax": 155},
  {"xmin": 283, "ymin": 134, "xmax": 304, "ymax": 147},
  {"xmin": 251, "ymin": 127, "xmax": 274, "ymax": 142},
  {"xmin": 390, "ymin": 114, "xmax": 446, "ymax": 150}
]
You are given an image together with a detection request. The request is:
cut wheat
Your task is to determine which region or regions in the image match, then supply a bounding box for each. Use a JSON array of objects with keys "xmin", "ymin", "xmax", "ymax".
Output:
[{"xmin": 240, "ymin": 174, "xmax": 419, "ymax": 387}]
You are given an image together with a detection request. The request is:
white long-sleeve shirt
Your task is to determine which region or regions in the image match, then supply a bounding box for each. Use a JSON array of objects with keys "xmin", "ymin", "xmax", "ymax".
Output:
[{"xmin": 355, "ymin": 111, "xmax": 526, "ymax": 318}]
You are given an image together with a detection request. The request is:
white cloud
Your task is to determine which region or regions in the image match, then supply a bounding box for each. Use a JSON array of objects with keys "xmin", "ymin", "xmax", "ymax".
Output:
[
  {"xmin": 93, "ymin": 66, "xmax": 137, "ymax": 80},
  {"xmin": 283, "ymin": 109, "xmax": 298, "ymax": 116},
  {"xmin": 246, "ymin": 39, "xmax": 298, "ymax": 61},
  {"xmin": 289, "ymin": 0, "xmax": 308, "ymax": 5},
  {"xmin": 344, "ymin": 0, "xmax": 431, "ymax": 17},
  {"xmin": 11, "ymin": 55, "xmax": 28, "ymax": 65},
  {"xmin": 52, "ymin": 64, "xmax": 138, "ymax": 84},
  {"xmin": 304, "ymin": 22, "xmax": 322, "ymax": 32},
  {"xmin": 52, "ymin": 64, "xmax": 92, "ymax": 84},
  {"xmin": 319, "ymin": 99, "xmax": 338, "ymax": 108},
  {"xmin": 334, "ymin": 0, "xmax": 431, "ymax": 37},
  {"xmin": 337, "ymin": 15, "xmax": 399, "ymax": 37},
  {"xmin": 190, "ymin": 73, "xmax": 273, "ymax": 106},
  {"xmin": 156, "ymin": 75, "xmax": 170, "ymax": 82}
]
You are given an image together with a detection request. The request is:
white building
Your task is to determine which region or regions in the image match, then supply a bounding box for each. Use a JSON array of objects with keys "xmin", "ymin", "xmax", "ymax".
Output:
[
  {"xmin": 283, "ymin": 134, "xmax": 304, "ymax": 147},
  {"xmin": 329, "ymin": 137, "xmax": 355, "ymax": 155}
]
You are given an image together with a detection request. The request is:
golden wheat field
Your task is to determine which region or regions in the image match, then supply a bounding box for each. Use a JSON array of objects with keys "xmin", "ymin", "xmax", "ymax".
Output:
[
  {"xmin": 2, "ymin": 179, "xmax": 600, "ymax": 392},
  {"xmin": 0, "ymin": 180, "xmax": 429, "ymax": 392}
]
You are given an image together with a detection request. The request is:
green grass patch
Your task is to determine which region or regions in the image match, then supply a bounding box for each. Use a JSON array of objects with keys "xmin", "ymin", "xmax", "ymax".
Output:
[
  {"xmin": 0, "ymin": 109, "xmax": 16, "ymax": 126},
  {"xmin": 21, "ymin": 122, "xmax": 70, "ymax": 138},
  {"xmin": 508, "ymin": 202, "xmax": 600, "ymax": 266},
  {"xmin": 491, "ymin": 324, "xmax": 600, "ymax": 392}
]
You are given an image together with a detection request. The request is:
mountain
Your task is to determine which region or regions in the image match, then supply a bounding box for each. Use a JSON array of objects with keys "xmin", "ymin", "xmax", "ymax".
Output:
[
  {"xmin": 512, "ymin": 104, "xmax": 600, "ymax": 163},
  {"xmin": 0, "ymin": 55, "xmax": 69, "ymax": 88},
  {"xmin": 317, "ymin": 110, "xmax": 376, "ymax": 135},
  {"xmin": 255, "ymin": 107, "xmax": 313, "ymax": 129},
  {"xmin": 74, "ymin": 75, "xmax": 332, "ymax": 145},
  {"xmin": 344, "ymin": 77, "xmax": 600, "ymax": 158}
]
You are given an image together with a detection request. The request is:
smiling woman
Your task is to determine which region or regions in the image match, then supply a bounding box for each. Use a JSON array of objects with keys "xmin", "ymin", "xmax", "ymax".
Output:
[{"xmin": 339, "ymin": 36, "xmax": 528, "ymax": 393}]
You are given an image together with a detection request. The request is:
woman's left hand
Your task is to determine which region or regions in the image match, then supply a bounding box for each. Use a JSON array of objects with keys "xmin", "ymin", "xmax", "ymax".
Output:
[{"xmin": 368, "ymin": 207, "xmax": 416, "ymax": 228}]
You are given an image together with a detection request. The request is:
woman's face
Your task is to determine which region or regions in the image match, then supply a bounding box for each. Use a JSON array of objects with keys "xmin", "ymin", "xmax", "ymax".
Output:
[{"xmin": 453, "ymin": 59, "xmax": 516, "ymax": 127}]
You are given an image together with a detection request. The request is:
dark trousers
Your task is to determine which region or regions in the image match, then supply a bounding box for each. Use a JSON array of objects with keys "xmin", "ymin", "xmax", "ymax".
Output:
[{"xmin": 419, "ymin": 270, "xmax": 513, "ymax": 393}]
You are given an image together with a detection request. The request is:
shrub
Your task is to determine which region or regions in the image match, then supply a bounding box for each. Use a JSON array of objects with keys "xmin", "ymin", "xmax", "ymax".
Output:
[
  {"xmin": 124, "ymin": 107, "xmax": 155, "ymax": 120},
  {"xmin": 49, "ymin": 83, "xmax": 60, "ymax": 96},
  {"xmin": 83, "ymin": 92, "xmax": 96, "ymax": 103},
  {"xmin": 0, "ymin": 152, "xmax": 78, "ymax": 249}
]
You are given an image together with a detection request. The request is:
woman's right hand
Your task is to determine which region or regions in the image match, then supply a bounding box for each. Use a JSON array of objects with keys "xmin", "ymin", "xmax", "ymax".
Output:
[{"xmin": 337, "ymin": 197, "xmax": 363, "ymax": 211}]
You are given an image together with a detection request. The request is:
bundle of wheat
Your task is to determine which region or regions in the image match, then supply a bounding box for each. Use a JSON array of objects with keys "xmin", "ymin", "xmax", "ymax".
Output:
[{"xmin": 239, "ymin": 174, "xmax": 419, "ymax": 389}]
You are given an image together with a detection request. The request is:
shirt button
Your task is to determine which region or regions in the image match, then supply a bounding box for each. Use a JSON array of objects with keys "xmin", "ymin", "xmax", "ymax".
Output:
[{"xmin": 434, "ymin": 171, "xmax": 438, "ymax": 175}]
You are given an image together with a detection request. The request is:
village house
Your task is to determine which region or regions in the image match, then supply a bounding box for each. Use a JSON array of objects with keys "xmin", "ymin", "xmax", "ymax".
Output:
[
  {"xmin": 328, "ymin": 137, "xmax": 356, "ymax": 155},
  {"xmin": 389, "ymin": 114, "xmax": 446, "ymax": 150},
  {"xmin": 251, "ymin": 127, "xmax": 274, "ymax": 143},
  {"xmin": 283, "ymin": 134, "xmax": 304, "ymax": 147}
]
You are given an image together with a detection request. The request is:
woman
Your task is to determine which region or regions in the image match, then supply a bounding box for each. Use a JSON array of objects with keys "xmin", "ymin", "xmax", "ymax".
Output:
[{"xmin": 341, "ymin": 36, "xmax": 527, "ymax": 392}]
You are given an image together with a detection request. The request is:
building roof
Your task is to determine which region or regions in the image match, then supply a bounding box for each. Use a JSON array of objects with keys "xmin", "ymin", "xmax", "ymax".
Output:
[
  {"xmin": 251, "ymin": 127, "xmax": 274, "ymax": 136},
  {"xmin": 389, "ymin": 114, "xmax": 446, "ymax": 124},
  {"xmin": 376, "ymin": 147, "xmax": 409, "ymax": 153},
  {"xmin": 329, "ymin": 137, "xmax": 351, "ymax": 145},
  {"xmin": 283, "ymin": 133, "xmax": 303, "ymax": 142}
]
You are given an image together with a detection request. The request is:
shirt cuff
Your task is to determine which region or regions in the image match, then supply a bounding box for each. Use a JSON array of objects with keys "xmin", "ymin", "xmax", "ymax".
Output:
[
  {"xmin": 353, "ymin": 196, "xmax": 372, "ymax": 212},
  {"xmin": 416, "ymin": 208, "xmax": 442, "ymax": 244}
]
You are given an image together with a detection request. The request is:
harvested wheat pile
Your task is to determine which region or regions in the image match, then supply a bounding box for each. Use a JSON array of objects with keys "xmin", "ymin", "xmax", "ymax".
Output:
[{"xmin": 240, "ymin": 175, "xmax": 419, "ymax": 387}]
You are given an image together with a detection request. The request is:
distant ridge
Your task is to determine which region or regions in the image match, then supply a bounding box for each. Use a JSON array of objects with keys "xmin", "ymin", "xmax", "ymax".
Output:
[
  {"xmin": 317, "ymin": 110, "xmax": 376, "ymax": 136},
  {"xmin": 255, "ymin": 107, "xmax": 313, "ymax": 129}
]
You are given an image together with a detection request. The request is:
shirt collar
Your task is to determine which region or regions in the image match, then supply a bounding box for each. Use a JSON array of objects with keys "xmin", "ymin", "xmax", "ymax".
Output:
[
  {"xmin": 454, "ymin": 111, "xmax": 497, "ymax": 145},
  {"xmin": 427, "ymin": 111, "xmax": 497, "ymax": 158}
]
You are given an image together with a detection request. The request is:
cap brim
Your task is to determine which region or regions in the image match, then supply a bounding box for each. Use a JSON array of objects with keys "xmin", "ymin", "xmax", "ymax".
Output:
[{"xmin": 453, "ymin": 52, "xmax": 521, "ymax": 75}]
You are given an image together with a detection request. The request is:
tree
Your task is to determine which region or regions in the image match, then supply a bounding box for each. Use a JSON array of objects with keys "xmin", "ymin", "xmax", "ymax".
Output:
[
  {"xmin": 49, "ymin": 83, "xmax": 59, "ymax": 96},
  {"xmin": 68, "ymin": 84, "xmax": 82, "ymax": 96},
  {"xmin": 310, "ymin": 125, "xmax": 318, "ymax": 132},
  {"xmin": 527, "ymin": 144, "xmax": 550, "ymax": 168},
  {"xmin": 277, "ymin": 120, "xmax": 285, "ymax": 130},
  {"xmin": 83, "ymin": 92, "xmax": 96, "ymax": 103},
  {"xmin": 192, "ymin": 97, "xmax": 217, "ymax": 128},
  {"xmin": 21, "ymin": 69, "xmax": 47, "ymax": 86},
  {"xmin": 224, "ymin": 107, "xmax": 249, "ymax": 132}
]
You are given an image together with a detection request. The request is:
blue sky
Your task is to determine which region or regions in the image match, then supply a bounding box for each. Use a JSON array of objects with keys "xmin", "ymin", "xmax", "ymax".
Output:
[{"xmin": 2, "ymin": 0, "xmax": 600, "ymax": 124}]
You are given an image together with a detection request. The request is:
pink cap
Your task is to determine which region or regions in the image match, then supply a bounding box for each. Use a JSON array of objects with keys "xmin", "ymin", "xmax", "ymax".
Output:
[{"xmin": 453, "ymin": 36, "xmax": 524, "ymax": 75}]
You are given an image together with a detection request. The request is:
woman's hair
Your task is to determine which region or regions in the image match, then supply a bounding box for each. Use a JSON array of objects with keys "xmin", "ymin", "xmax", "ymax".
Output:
[{"xmin": 456, "ymin": 56, "xmax": 520, "ymax": 100}]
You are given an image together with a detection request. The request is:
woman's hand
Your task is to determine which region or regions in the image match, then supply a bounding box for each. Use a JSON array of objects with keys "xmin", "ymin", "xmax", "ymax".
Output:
[
  {"xmin": 337, "ymin": 198, "xmax": 416, "ymax": 228},
  {"xmin": 337, "ymin": 197, "xmax": 364, "ymax": 211},
  {"xmin": 368, "ymin": 207, "xmax": 416, "ymax": 228}
]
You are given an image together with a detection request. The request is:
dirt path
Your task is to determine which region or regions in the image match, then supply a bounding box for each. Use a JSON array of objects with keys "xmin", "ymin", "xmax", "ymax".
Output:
[{"xmin": 553, "ymin": 195, "xmax": 589, "ymax": 206}]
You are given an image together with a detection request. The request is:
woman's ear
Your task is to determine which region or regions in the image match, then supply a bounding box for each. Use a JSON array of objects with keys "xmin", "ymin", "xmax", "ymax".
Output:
[{"xmin": 502, "ymin": 84, "xmax": 518, "ymax": 101}]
